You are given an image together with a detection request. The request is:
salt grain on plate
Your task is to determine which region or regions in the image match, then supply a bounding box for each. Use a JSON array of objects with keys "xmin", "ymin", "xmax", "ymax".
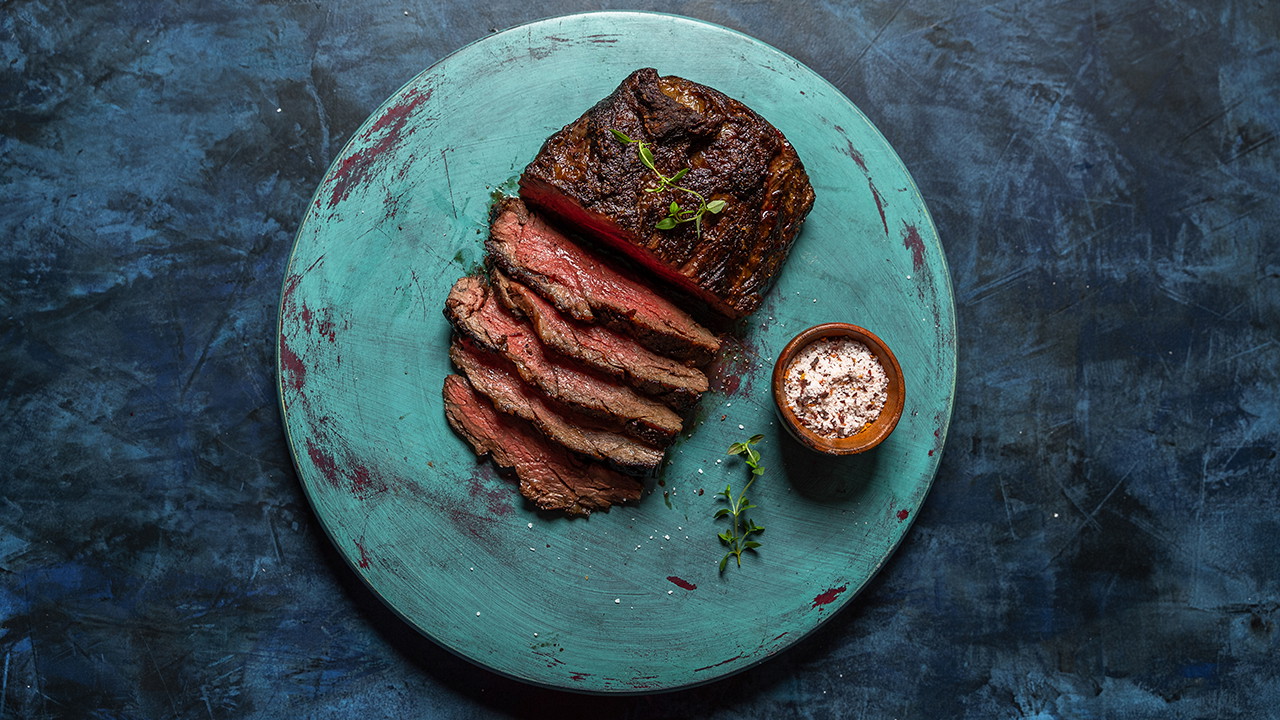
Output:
[{"xmin": 783, "ymin": 337, "xmax": 889, "ymax": 438}]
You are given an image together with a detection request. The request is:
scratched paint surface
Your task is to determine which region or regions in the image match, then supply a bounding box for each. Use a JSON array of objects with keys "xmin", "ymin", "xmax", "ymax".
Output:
[
  {"xmin": 3, "ymin": 0, "xmax": 1278, "ymax": 716},
  {"xmin": 278, "ymin": 13, "xmax": 954, "ymax": 692}
]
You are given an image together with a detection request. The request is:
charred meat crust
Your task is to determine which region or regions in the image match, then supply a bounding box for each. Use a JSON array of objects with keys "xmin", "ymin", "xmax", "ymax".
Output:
[
  {"xmin": 442, "ymin": 374, "xmax": 642, "ymax": 515},
  {"xmin": 520, "ymin": 68, "xmax": 816, "ymax": 319},
  {"xmin": 486, "ymin": 196, "xmax": 722, "ymax": 365}
]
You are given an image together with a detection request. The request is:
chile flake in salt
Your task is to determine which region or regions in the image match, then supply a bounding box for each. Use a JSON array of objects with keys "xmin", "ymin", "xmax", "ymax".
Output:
[{"xmin": 783, "ymin": 337, "xmax": 889, "ymax": 438}]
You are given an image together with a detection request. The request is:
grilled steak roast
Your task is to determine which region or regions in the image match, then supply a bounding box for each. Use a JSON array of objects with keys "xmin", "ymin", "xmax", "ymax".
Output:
[
  {"xmin": 442, "ymin": 374, "xmax": 643, "ymax": 515},
  {"xmin": 450, "ymin": 337, "xmax": 664, "ymax": 476},
  {"xmin": 444, "ymin": 274, "xmax": 682, "ymax": 448},
  {"xmin": 486, "ymin": 197, "xmax": 721, "ymax": 366},
  {"xmin": 490, "ymin": 268, "xmax": 708, "ymax": 412},
  {"xmin": 520, "ymin": 68, "xmax": 815, "ymax": 319}
]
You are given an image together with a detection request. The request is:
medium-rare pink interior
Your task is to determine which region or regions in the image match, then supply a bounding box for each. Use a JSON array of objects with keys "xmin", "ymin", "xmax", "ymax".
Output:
[
  {"xmin": 486, "ymin": 197, "xmax": 721, "ymax": 365},
  {"xmin": 490, "ymin": 268, "xmax": 707, "ymax": 412},
  {"xmin": 442, "ymin": 374, "xmax": 642, "ymax": 515},
  {"xmin": 449, "ymin": 337, "xmax": 664, "ymax": 476},
  {"xmin": 444, "ymin": 274, "xmax": 683, "ymax": 448}
]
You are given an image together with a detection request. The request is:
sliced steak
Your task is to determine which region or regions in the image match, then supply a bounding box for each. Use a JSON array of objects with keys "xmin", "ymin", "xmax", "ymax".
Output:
[
  {"xmin": 486, "ymin": 197, "xmax": 721, "ymax": 365},
  {"xmin": 491, "ymin": 268, "xmax": 708, "ymax": 412},
  {"xmin": 443, "ymin": 374, "xmax": 642, "ymax": 515},
  {"xmin": 450, "ymin": 337, "xmax": 664, "ymax": 476},
  {"xmin": 444, "ymin": 274, "xmax": 682, "ymax": 447},
  {"xmin": 520, "ymin": 68, "xmax": 815, "ymax": 319}
]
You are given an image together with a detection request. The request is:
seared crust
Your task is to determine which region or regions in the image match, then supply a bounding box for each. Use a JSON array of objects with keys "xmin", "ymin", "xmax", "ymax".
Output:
[{"xmin": 520, "ymin": 68, "xmax": 815, "ymax": 318}]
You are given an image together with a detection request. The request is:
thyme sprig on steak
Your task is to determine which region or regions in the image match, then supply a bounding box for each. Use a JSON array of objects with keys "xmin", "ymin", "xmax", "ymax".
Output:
[{"xmin": 609, "ymin": 129, "xmax": 727, "ymax": 236}]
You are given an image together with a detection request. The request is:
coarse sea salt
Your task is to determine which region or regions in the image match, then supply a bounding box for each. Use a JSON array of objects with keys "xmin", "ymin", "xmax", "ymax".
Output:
[{"xmin": 783, "ymin": 337, "xmax": 888, "ymax": 438}]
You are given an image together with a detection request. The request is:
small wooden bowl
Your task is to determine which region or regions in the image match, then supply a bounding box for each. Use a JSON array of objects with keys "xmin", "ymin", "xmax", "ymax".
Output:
[{"xmin": 771, "ymin": 323, "xmax": 906, "ymax": 455}]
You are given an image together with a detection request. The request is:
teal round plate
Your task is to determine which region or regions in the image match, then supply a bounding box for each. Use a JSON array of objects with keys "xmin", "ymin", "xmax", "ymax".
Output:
[{"xmin": 278, "ymin": 11, "xmax": 955, "ymax": 694}]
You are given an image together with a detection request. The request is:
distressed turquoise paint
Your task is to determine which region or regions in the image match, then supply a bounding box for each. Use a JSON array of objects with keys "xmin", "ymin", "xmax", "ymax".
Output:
[{"xmin": 277, "ymin": 12, "xmax": 955, "ymax": 693}]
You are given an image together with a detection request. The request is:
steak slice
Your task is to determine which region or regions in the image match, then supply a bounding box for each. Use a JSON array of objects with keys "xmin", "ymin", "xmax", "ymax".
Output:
[
  {"xmin": 443, "ymin": 374, "xmax": 642, "ymax": 515},
  {"xmin": 444, "ymin": 274, "xmax": 681, "ymax": 447},
  {"xmin": 490, "ymin": 268, "xmax": 708, "ymax": 412},
  {"xmin": 486, "ymin": 197, "xmax": 721, "ymax": 366},
  {"xmin": 450, "ymin": 337, "xmax": 664, "ymax": 476},
  {"xmin": 520, "ymin": 68, "xmax": 816, "ymax": 319}
]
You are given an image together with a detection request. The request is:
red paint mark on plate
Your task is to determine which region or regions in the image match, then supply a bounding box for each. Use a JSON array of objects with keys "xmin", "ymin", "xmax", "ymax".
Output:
[
  {"xmin": 706, "ymin": 337, "xmax": 757, "ymax": 397},
  {"xmin": 364, "ymin": 86, "xmax": 432, "ymax": 139},
  {"xmin": 568, "ymin": 672, "xmax": 591, "ymax": 681},
  {"xmin": 667, "ymin": 576, "xmax": 696, "ymax": 591},
  {"xmin": 444, "ymin": 506, "xmax": 493, "ymax": 541},
  {"xmin": 694, "ymin": 654, "xmax": 745, "ymax": 672},
  {"xmin": 930, "ymin": 416, "xmax": 947, "ymax": 458},
  {"xmin": 306, "ymin": 438, "xmax": 341, "ymax": 489},
  {"xmin": 532, "ymin": 647, "xmax": 566, "ymax": 667},
  {"xmin": 303, "ymin": 435, "xmax": 388, "ymax": 500},
  {"xmin": 354, "ymin": 539, "xmax": 371, "ymax": 568},
  {"xmin": 812, "ymin": 585, "xmax": 847, "ymax": 608},
  {"xmin": 843, "ymin": 138, "xmax": 868, "ymax": 172},
  {"xmin": 349, "ymin": 463, "xmax": 377, "ymax": 496},
  {"xmin": 902, "ymin": 222, "xmax": 926, "ymax": 273},
  {"xmin": 282, "ymin": 271, "xmax": 302, "ymax": 308},
  {"xmin": 316, "ymin": 312, "xmax": 337, "ymax": 343},
  {"xmin": 897, "ymin": 509, "xmax": 910, "ymax": 521},
  {"xmin": 327, "ymin": 87, "xmax": 431, "ymax": 208},
  {"xmin": 869, "ymin": 178, "xmax": 888, "ymax": 236},
  {"xmin": 279, "ymin": 334, "xmax": 307, "ymax": 392},
  {"xmin": 466, "ymin": 467, "xmax": 515, "ymax": 517}
]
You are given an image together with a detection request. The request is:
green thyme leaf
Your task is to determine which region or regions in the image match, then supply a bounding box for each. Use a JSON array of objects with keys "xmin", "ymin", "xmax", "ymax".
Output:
[
  {"xmin": 611, "ymin": 129, "xmax": 730, "ymax": 236},
  {"xmin": 716, "ymin": 434, "xmax": 767, "ymax": 573}
]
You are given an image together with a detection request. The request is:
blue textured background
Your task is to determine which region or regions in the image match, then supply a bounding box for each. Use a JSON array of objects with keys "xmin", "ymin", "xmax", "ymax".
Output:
[{"xmin": 2, "ymin": 1, "xmax": 1277, "ymax": 718}]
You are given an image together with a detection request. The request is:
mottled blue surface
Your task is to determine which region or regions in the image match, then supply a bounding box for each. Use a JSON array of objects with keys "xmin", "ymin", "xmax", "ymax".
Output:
[{"xmin": 2, "ymin": 1, "xmax": 1277, "ymax": 718}]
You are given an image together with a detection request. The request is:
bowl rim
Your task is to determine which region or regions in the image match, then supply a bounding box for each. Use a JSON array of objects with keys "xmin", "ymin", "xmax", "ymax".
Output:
[{"xmin": 771, "ymin": 322, "xmax": 906, "ymax": 455}]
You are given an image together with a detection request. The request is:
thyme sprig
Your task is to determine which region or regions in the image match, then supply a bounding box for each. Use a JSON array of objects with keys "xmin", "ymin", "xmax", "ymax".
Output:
[
  {"xmin": 717, "ymin": 434, "xmax": 766, "ymax": 572},
  {"xmin": 609, "ymin": 129, "xmax": 727, "ymax": 236}
]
